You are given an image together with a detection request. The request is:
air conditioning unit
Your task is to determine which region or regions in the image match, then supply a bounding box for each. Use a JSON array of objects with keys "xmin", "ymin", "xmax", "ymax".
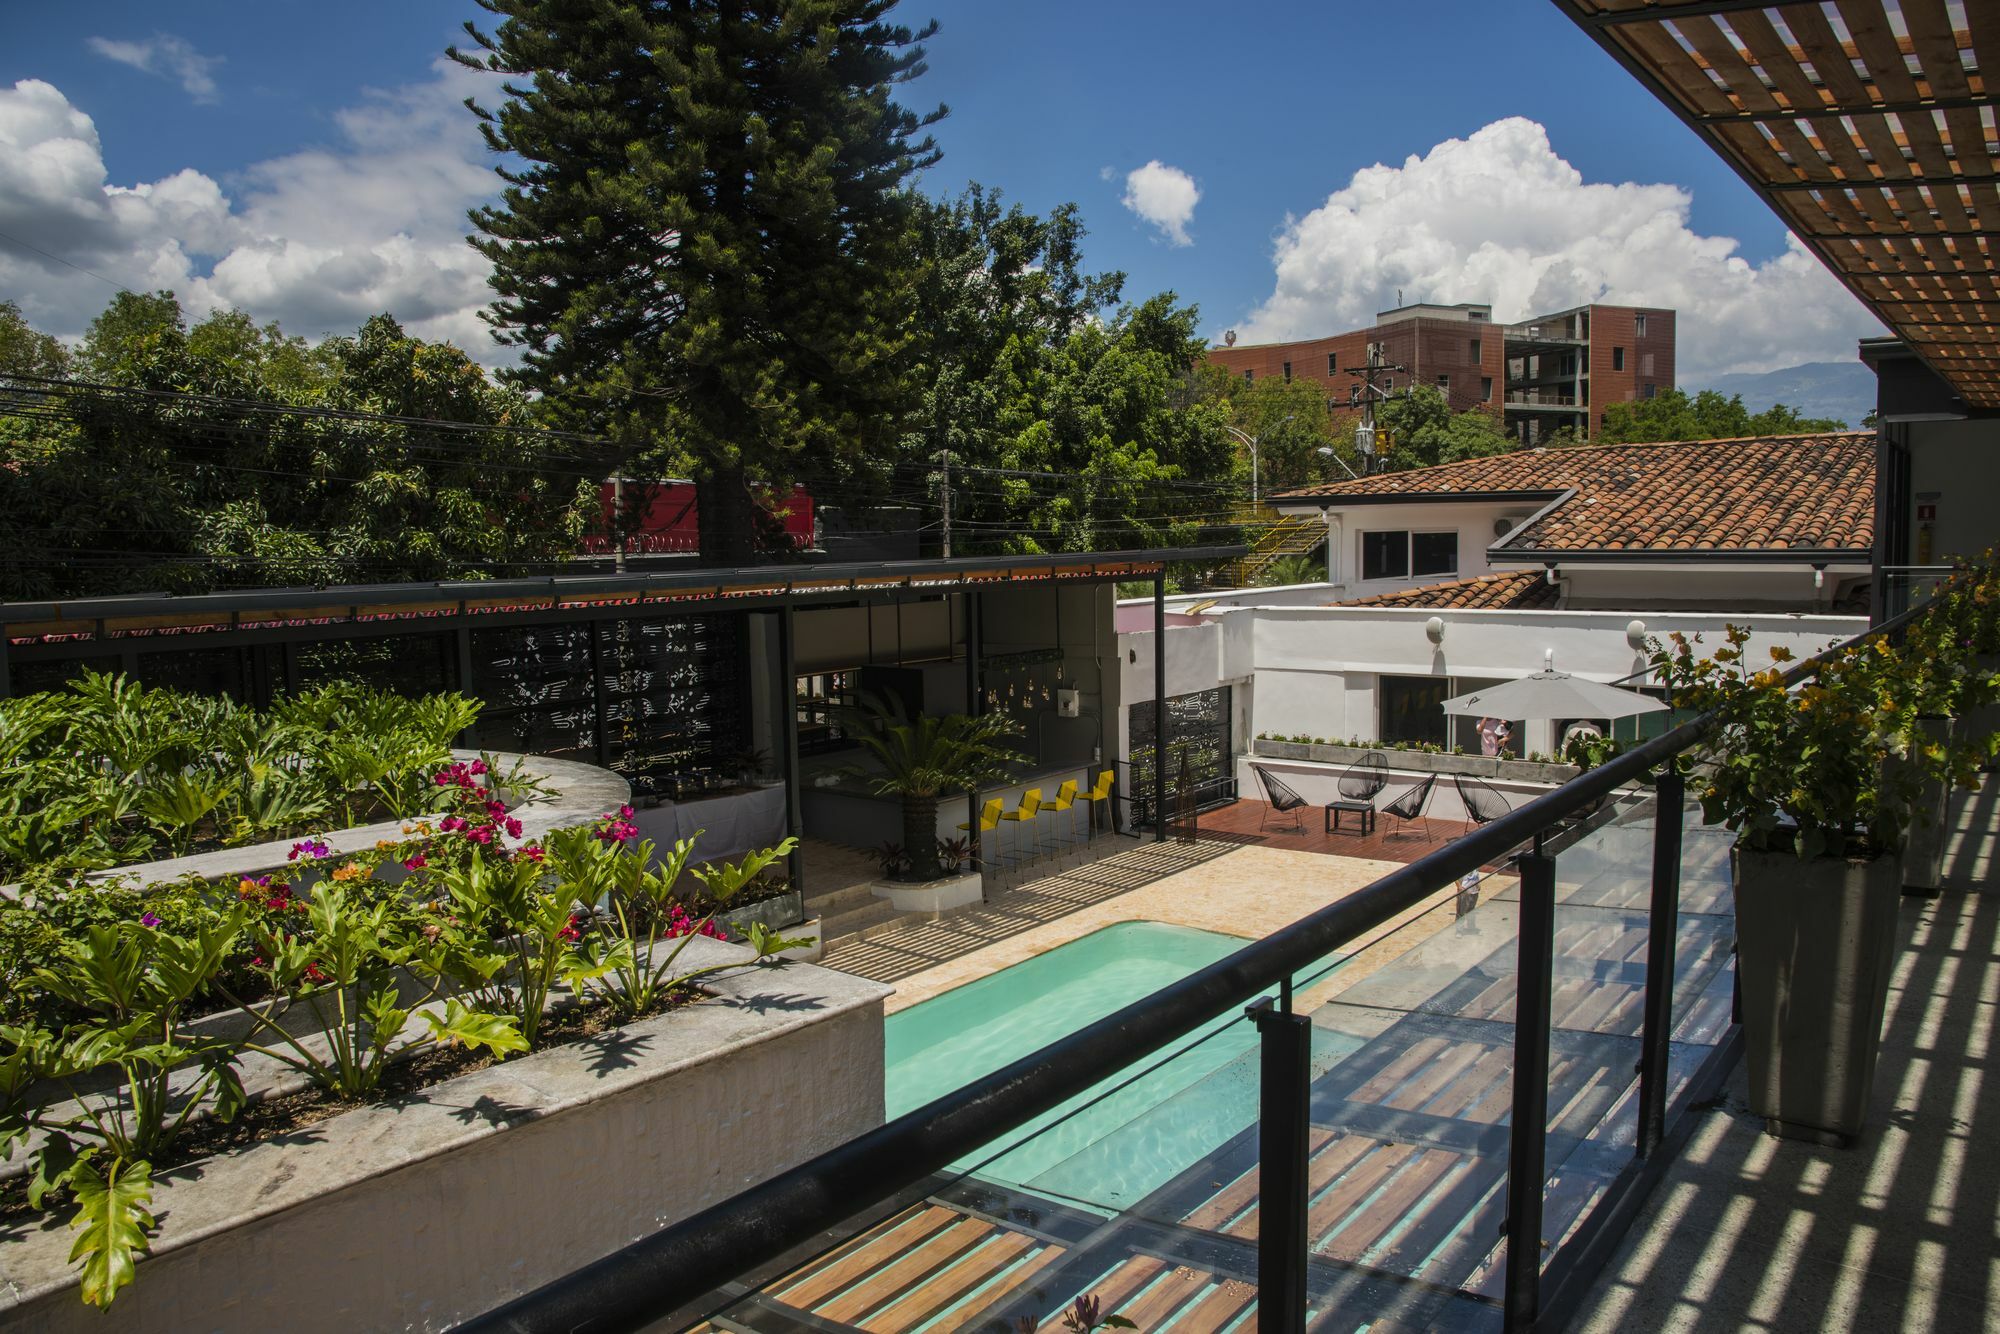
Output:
[{"xmin": 1055, "ymin": 688, "xmax": 1081, "ymax": 718}]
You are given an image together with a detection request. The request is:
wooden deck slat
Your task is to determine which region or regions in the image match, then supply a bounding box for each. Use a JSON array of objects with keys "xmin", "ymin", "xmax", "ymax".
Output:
[
  {"xmin": 1073, "ymin": 1255, "xmax": 1169, "ymax": 1326},
  {"xmin": 1219, "ymin": 1131, "xmax": 1377, "ymax": 1242},
  {"xmin": 813, "ymin": 1216, "xmax": 991, "ymax": 1324},
  {"xmin": 1173, "ymin": 1277, "xmax": 1258, "ymax": 1334},
  {"xmin": 1113, "ymin": 1265, "xmax": 1215, "ymax": 1330},
  {"xmin": 1182, "ymin": 1127, "xmax": 1336, "ymax": 1232},
  {"xmin": 863, "ymin": 1229, "xmax": 1037, "ymax": 1333},
  {"xmin": 772, "ymin": 1206, "xmax": 960, "ymax": 1309},
  {"xmin": 1306, "ymin": 1143, "xmax": 1420, "ymax": 1249},
  {"xmin": 942, "ymin": 1241, "xmax": 1070, "ymax": 1331},
  {"xmin": 1384, "ymin": 1040, "xmax": 1488, "ymax": 1114},
  {"xmin": 1319, "ymin": 1148, "xmax": 1464, "ymax": 1263},
  {"xmin": 1346, "ymin": 1037, "xmax": 1449, "ymax": 1104}
]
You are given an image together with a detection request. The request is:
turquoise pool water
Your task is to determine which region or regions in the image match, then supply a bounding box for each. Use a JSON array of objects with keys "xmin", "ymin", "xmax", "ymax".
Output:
[{"xmin": 884, "ymin": 920, "xmax": 1352, "ymax": 1215}]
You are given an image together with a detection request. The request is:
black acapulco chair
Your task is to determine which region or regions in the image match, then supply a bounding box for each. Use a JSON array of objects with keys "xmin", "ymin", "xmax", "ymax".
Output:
[
  {"xmin": 1251, "ymin": 764, "xmax": 1309, "ymax": 831},
  {"xmin": 1325, "ymin": 751, "xmax": 1389, "ymax": 834},
  {"xmin": 1453, "ymin": 773, "xmax": 1514, "ymax": 837},
  {"xmin": 1381, "ymin": 772, "xmax": 1440, "ymax": 841}
]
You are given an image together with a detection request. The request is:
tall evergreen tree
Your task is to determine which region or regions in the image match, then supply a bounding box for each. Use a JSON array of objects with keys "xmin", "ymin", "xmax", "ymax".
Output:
[{"xmin": 453, "ymin": 0, "xmax": 944, "ymax": 563}]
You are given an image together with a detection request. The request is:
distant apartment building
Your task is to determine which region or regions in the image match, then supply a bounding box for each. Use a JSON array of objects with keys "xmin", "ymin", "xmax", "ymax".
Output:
[{"xmin": 1207, "ymin": 300, "xmax": 1676, "ymax": 444}]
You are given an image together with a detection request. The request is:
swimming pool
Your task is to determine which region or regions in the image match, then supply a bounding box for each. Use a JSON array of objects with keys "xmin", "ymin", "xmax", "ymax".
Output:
[{"xmin": 884, "ymin": 920, "xmax": 1351, "ymax": 1214}]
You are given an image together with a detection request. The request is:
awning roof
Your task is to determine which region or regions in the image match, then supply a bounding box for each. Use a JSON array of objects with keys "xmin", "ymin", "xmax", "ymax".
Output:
[
  {"xmin": 1, "ymin": 547, "xmax": 1244, "ymax": 649},
  {"xmin": 1556, "ymin": 1, "xmax": 1999, "ymax": 407}
]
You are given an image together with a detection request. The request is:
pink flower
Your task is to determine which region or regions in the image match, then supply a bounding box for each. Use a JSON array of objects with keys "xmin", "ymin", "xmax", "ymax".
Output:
[
  {"xmin": 486, "ymin": 799, "xmax": 507, "ymax": 819},
  {"xmin": 439, "ymin": 816, "xmax": 465, "ymax": 833},
  {"xmin": 470, "ymin": 759, "xmax": 488, "ymax": 776},
  {"xmin": 520, "ymin": 845, "xmax": 545, "ymax": 863},
  {"xmin": 139, "ymin": 911, "xmax": 162, "ymax": 928},
  {"xmin": 403, "ymin": 853, "xmax": 429, "ymax": 871},
  {"xmin": 504, "ymin": 817, "xmax": 524, "ymax": 839},
  {"xmin": 467, "ymin": 826, "xmax": 494, "ymax": 845},
  {"xmin": 289, "ymin": 839, "xmax": 330, "ymax": 861}
]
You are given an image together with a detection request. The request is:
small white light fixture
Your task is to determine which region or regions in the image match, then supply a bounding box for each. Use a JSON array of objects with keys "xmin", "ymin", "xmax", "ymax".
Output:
[
  {"xmin": 1425, "ymin": 616, "xmax": 1446, "ymax": 645},
  {"xmin": 1545, "ymin": 564, "xmax": 1559, "ymax": 585},
  {"xmin": 1626, "ymin": 618, "xmax": 1647, "ymax": 650},
  {"xmin": 1813, "ymin": 565, "xmax": 1826, "ymax": 590}
]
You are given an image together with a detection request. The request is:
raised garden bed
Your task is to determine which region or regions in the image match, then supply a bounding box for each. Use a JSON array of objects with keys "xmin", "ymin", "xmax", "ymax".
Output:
[
  {"xmin": 1252, "ymin": 738, "xmax": 1579, "ymax": 785},
  {"xmin": 0, "ymin": 937, "xmax": 888, "ymax": 1333}
]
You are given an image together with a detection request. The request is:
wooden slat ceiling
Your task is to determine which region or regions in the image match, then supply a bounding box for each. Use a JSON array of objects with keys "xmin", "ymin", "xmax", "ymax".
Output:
[{"xmin": 1558, "ymin": 0, "xmax": 2000, "ymax": 407}]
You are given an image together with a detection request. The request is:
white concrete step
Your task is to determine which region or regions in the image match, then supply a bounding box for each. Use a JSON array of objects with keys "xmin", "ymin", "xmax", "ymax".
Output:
[{"xmin": 820, "ymin": 897, "xmax": 906, "ymax": 946}]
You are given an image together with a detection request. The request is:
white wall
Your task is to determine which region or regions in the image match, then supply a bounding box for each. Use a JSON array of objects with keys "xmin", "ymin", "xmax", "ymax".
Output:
[
  {"xmin": 1557, "ymin": 563, "xmax": 1869, "ymax": 612},
  {"xmin": 1272, "ymin": 499, "xmax": 1546, "ymax": 601}
]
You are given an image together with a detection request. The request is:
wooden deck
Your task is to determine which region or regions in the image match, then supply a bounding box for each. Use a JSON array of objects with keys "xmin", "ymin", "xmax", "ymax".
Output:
[
  {"xmin": 689, "ymin": 808, "xmax": 1737, "ymax": 1333},
  {"xmin": 1192, "ymin": 799, "xmax": 1468, "ymax": 864}
]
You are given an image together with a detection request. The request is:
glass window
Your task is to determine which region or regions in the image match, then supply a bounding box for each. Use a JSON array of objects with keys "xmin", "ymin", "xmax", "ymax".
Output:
[
  {"xmin": 1481, "ymin": 376, "xmax": 1493, "ymax": 402},
  {"xmin": 1380, "ymin": 675, "xmax": 1451, "ymax": 748},
  {"xmin": 1643, "ymin": 382, "xmax": 1658, "ymax": 399},
  {"xmin": 1612, "ymin": 346, "xmax": 1626, "ymax": 371},
  {"xmin": 1327, "ymin": 352, "xmax": 1338, "ymax": 374},
  {"xmin": 1361, "ymin": 531, "xmax": 1409, "ymax": 580},
  {"xmin": 1282, "ymin": 360, "xmax": 1292, "ymax": 382},
  {"xmin": 1469, "ymin": 337, "xmax": 1482, "ymax": 362},
  {"xmin": 1447, "ymin": 677, "xmax": 1523, "ymax": 756},
  {"xmin": 1635, "ymin": 314, "xmax": 1648, "ymax": 337},
  {"xmin": 1436, "ymin": 373, "xmax": 1450, "ymax": 390},
  {"xmin": 1412, "ymin": 531, "xmax": 1458, "ymax": 577},
  {"xmin": 1243, "ymin": 369, "xmax": 1254, "ymax": 384}
]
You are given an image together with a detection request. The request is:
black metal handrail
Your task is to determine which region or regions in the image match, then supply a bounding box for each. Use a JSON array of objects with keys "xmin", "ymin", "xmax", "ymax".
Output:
[{"xmin": 465, "ymin": 598, "xmax": 1933, "ymax": 1334}]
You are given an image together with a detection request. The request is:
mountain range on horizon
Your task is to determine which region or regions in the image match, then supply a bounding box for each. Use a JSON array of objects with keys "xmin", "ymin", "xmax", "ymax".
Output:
[{"xmin": 1687, "ymin": 359, "xmax": 1875, "ymax": 431}]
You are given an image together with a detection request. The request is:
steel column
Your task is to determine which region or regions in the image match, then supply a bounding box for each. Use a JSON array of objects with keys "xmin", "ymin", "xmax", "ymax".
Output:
[
  {"xmin": 1637, "ymin": 770, "xmax": 1685, "ymax": 1156},
  {"xmin": 1250, "ymin": 995, "xmax": 1311, "ymax": 1334},
  {"xmin": 1504, "ymin": 849, "xmax": 1557, "ymax": 1331},
  {"xmin": 964, "ymin": 590, "xmax": 982, "ymax": 867},
  {"xmin": 1152, "ymin": 572, "xmax": 1166, "ymax": 842},
  {"xmin": 778, "ymin": 606, "xmax": 805, "ymax": 894}
]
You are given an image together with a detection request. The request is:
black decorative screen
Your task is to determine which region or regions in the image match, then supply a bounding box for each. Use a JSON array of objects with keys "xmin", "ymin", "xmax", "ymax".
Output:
[
  {"xmin": 1129, "ymin": 686, "xmax": 1234, "ymax": 827},
  {"xmin": 469, "ymin": 614, "xmax": 747, "ymax": 798}
]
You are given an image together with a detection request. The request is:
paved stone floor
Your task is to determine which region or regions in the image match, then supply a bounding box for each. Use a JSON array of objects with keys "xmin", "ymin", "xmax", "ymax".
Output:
[{"xmin": 1570, "ymin": 885, "xmax": 2000, "ymax": 1333}]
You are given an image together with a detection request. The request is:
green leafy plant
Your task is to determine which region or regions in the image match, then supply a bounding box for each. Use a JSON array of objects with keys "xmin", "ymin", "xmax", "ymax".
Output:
[{"xmin": 839, "ymin": 694, "xmax": 1021, "ymax": 881}]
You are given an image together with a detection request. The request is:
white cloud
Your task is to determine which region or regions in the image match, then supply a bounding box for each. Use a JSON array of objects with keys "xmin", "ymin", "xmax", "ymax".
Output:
[
  {"xmin": 86, "ymin": 34, "xmax": 223, "ymax": 104},
  {"xmin": 0, "ymin": 65, "xmax": 505, "ymax": 361},
  {"xmin": 1237, "ymin": 117, "xmax": 1883, "ymax": 380},
  {"xmin": 1121, "ymin": 160, "xmax": 1200, "ymax": 247}
]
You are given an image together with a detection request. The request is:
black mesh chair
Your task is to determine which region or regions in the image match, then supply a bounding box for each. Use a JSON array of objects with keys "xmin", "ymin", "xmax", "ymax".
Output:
[
  {"xmin": 1454, "ymin": 774, "xmax": 1513, "ymax": 836},
  {"xmin": 1251, "ymin": 764, "xmax": 1309, "ymax": 831},
  {"xmin": 1324, "ymin": 751, "xmax": 1389, "ymax": 834},
  {"xmin": 1381, "ymin": 773, "xmax": 1439, "ymax": 841}
]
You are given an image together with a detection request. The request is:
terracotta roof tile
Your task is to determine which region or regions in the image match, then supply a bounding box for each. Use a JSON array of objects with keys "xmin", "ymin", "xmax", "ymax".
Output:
[
  {"xmin": 1334, "ymin": 569, "xmax": 1561, "ymax": 611},
  {"xmin": 1275, "ymin": 432, "xmax": 1876, "ymax": 555}
]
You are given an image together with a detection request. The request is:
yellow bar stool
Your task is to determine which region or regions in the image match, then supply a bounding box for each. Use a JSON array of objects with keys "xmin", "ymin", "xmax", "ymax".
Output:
[
  {"xmin": 958, "ymin": 797, "xmax": 1003, "ymax": 868},
  {"xmin": 1078, "ymin": 769, "xmax": 1115, "ymax": 838},
  {"xmin": 1043, "ymin": 780, "xmax": 1080, "ymax": 854},
  {"xmin": 997, "ymin": 788, "xmax": 1043, "ymax": 868}
]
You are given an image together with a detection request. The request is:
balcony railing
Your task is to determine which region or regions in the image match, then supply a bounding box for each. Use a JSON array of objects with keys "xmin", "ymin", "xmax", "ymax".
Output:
[
  {"xmin": 464, "ymin": 602, "xmax": 1931, "ymax": 1334},
  {"xmin": 1504, "ymin": 390, "xmax": 1582, "ymax": 407}
]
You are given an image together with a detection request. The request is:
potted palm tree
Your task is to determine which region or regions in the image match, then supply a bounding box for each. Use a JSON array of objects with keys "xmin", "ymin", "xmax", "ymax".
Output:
[
  {"xmin": 1656, "ymin": 626, "xmax": 1947, "ymax": 1144},
  {"xmin": 840, "ymin": 695, "xmax": 1021, "ymax": 884}
]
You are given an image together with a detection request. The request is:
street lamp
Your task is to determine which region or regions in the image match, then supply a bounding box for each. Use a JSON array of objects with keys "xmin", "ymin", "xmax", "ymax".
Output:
[
  {"xmin": 1315, "ymin": 445, "xmax": 1361, "ymax": 481},
  {"xmin": 1223, "ymin": 415, "xmax": 1293, "ymax": 506}
]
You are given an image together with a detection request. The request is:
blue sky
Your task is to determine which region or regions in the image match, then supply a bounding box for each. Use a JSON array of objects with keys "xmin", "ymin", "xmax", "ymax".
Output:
[{"xmin": 1, "ymin": 1, "xmax": 1882, "ymax": 377}]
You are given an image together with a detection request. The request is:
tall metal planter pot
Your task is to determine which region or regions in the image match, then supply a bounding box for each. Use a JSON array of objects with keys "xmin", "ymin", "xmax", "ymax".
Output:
[
  {"xmin": 1896, "ymin": 716, "xmax": 1953, "ymax": 895},
  {"xmin": 1733, "ymin": 845, "xmax": 1902, "ymax": 1145}
]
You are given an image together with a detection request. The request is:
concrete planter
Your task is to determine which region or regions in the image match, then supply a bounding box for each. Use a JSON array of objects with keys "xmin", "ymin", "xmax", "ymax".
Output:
[
  {"xmin": 715, "ymin": 886, "xmax": 806, "ymax": 939},
  {"xmin": 1499, "ymin": 759, "xmax": 1581, "ymax": 785},
  {"xmin": 1251, "ymin": 739, "xmax": 1577, "ymax": 786},
  {"xmin": 1896, "ymin": 717, "xmax": 1953, "ymax": 894},
  {"xmin": 1257, "ymin": 739, "xmax": 1312, "ymax": 760},
  {"xmin": 871, "ymin": 869, "xmax": 984, "ymax": 917},
  {"xmin": 1734, "ymin": 844, "xmax": 1901, "ymax": 1145},
  {"xmin": 0, "ymin": 938, "xmax": 889, "ymax": 1333}
]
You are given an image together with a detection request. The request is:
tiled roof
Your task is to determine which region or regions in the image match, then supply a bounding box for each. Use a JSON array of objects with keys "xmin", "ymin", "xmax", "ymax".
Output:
[
  {"xmin": 1276, "ymin": 433, "xmax": 1876, "ymax": 555},
  {"xmin": 1336, "ymin": 569, "xmax": 1561, "ymax": 611}
]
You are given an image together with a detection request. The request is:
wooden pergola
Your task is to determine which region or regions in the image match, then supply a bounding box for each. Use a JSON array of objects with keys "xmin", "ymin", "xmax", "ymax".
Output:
[{"xmin": 1556, "ymin": 0, "xmax": 2000, "ymax": 406}]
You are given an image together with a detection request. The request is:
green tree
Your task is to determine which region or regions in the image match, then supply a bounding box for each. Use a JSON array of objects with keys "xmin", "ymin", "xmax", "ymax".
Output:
[
  {"xmin": 0, "ymin": 301, "xmax": 69, "ymax": 378},
  {"xmin": 1368, "ymin": 385, "xmax": 1514, "ymax": 471},
  {"xmin": 1599, "ymin": 387, "xmax": 1846, "ymax": 443},
  {"xmin": 1227, "ymin": 374, "xmax": 1346, "ymax": 496},
  {"xmin": 0, "ymin": 295, "xmax": 592, "ymax": 599},
  {"xmin": 454, "ymin": 0, "xmax": 944, "ymax": 563}
]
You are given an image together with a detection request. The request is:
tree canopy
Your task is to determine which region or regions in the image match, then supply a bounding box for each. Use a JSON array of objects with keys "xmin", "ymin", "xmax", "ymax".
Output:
[
  {"xmin": 897, "ymin": 188, "xmax": 1238, "ymax": 553},
  {"xmin": 454, "ymin": 0, "xmax": 945, "ymax": 562},
  {"xmin": 0, "ymin": 293, "xmax": 592, "ymax": 600},
  {"xmin": 1598, "ymin": 387, "xmax": 1848, "ymax": 444},
  {"xmin": 1366, "ymin": 386, "xmax": 1516, "ymax": 472}
]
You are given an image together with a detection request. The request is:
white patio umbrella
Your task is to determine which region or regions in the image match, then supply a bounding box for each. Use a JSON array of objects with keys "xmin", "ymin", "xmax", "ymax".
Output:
[{"xmin": 1440, "ymin": 651, "xmax": 1668, "ymax": 721}]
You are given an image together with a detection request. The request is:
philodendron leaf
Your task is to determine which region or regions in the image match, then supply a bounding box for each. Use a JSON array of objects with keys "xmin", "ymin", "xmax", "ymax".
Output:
[
  {"xmin": 423, "ymin": 1001, "xmax": 527, "ymax": 1057},
  {"xmin": 67, "ymin": 1156, "xmax": 156, "ymax": 1308},
  {"xmin": 28, "ymin": 1135, "xmax": 83, "ymax": 1209},
  {"xmin": 743, "ymin": 922, "xmax": 814, "ymax": 960}
]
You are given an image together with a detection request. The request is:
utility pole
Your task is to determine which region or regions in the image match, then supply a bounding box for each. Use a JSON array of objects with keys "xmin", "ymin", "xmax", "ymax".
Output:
[
  {"xmin": 938, "ymin": 449, "xmax": 952, "ymax": 559},
  {"xmin": 1344, "ymin": 344, "xmax": 1407, "ymax": 475},
  {"xmin": 612, "ymin": 471, "xmax": 626, "ymax": 573}
]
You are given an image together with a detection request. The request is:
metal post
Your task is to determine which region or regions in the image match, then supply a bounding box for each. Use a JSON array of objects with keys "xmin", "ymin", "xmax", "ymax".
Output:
[
  {"xmin": 1152, "ymin": 572, "xmax": 1167, "ymax": 842},
  {"xmin": 1250, "ymin": 995, "xmax": 1311, "ymax": 1334},
  {"xmin": 964, "ymin": 590, "xmax": 981, "ymax": 867},
  {"xmin": 1637, "ymin": 769, "xmax": 1684, "ymax": 1156},
  {"xmin": 778, "ymin": 606, "xmax": 805, "ymax": 894},
  {"xmin": 1504, "ymin": 848, "xmax": 1556, "ymax": 1332},
  {"xmin": 454, "ymin": 625, "xmax": 477, "ymax": 749}
]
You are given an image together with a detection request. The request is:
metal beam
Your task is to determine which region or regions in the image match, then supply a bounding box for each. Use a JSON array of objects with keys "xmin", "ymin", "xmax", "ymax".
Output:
[
  {"xmin": 1767, "ymin": 172, "xmax": 2000, "ymax": 192},
  {"xmin": 1152, "ymin": 572, "xmax": 1166, "ymax": 843},
  {"xmin": 1691, "ymin": 91, "xmax": 2000, "ymax": 125},
  {"xmin": 778, "ymin": 606, "xmax": 804, "ymax": 897},
  {"xmin": 1579, "ymin": 0, "xmax": 1796, "ymax": 27}
]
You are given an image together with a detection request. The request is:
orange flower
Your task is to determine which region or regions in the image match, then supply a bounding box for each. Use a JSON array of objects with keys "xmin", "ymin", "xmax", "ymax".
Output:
[{"xmin": 330, "ymin": 863, "xmax": 370, "ymax": 882}]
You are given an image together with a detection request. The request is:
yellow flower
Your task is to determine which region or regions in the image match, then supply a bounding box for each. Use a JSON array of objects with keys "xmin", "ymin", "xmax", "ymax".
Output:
[{"xmin": 330, "ymin": 863, "xmax": 371, "ymax": 882}]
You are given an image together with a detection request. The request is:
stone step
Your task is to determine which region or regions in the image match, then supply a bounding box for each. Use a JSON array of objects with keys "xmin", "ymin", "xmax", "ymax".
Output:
[
  {"xmin": 802, "ymin": 880, "xmax": 883, "ymax": 917},
  {"xmin": 820, "ymin": 897, "xmax": 905, "ymax": 946}
]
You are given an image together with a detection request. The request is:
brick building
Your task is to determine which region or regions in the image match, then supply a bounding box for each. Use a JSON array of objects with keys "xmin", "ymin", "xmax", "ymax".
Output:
[{"xmin": 1207, "ymin": 300, "xmax": 1675, "ymax": 444}]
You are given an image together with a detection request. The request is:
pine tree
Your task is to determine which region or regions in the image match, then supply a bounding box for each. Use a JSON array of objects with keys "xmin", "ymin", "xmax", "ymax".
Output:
[{"xmin": 453, "ymin": 0, "xmax": 944, "ymax": 563}]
